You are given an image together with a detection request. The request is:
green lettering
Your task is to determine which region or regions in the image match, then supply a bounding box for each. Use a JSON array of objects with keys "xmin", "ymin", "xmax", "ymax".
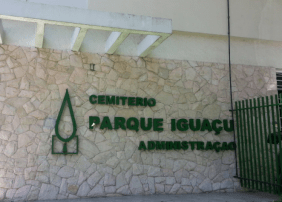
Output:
[
  {"xmin": 224, "ymin": 120, "xmax": 234, "ymax": 132},
  {"xmin": 144, "ymin": 98, "xmax": 148, "ymax": 106},
  {"xmin": 120, "ymin": 97, "xmax": 127, "ymax": 105},
  {"xmin": 138, "ymin": 141, "xmax": 147, "ymax": 150},
  {"xmin": 106, "ymin": 96, "xmax": 115, "ymax": 105},
  {"xmin": 212, "ymin": 120, "xmax": 223, "ymax": 135},
  {"xmin": 147, "ymin": 98, "xmax": 156, "ymax": 107},
  {"xmin": 171, "ymin": 119, "xmax": 176, "ymax": 131},
  {"xmin": 114, "ymin": 117, "xmax": 126, "ymax": 130},
  {"xmin": 205, "ymin": 141, "xmax": 213, "ymax": 150},
  {"xmin": 166, "ymin": 141, "xmax": 174, "ymax": 150},
  {"xmin": 89, "ymin": 95, "xmax": 97, "ymax": 104},
  {"xmin": 201, "ymin": 119, "xmax": 212, "ymax": 132},
  {"xmin": 197, "ymin": 141, "xmax": 205, "ymax": 150},
  {"xmin": 148, "ymin": 141, "xmax": 156, "ymax": 150},
  {"xmin": 140, "ymin": 118, "xmax": 152, "ymax": 131},
  {"xmin": 156, "ymin": 141, "xmax": 166, "ymax": 150},
  {"xmin": 177, "ymin": 119, "xmax": 188, "ymax": 131},
  {"xmin": 221, "ymin": 142, "xmax": 229, "ymax": 151},
  {"xmin": 189, "ymin": 119, "xmax": 201, "ymax": 131},
  {"xmin": 181, "ymin": 141, "xmax": 189, "ymax": 150},
  {"xmin": 116, "ymin": 96, "xmax": 120, "ymax": 105},
  {"xmin": 136, "ymin": 97, "xmax": 144, "ymax": 106},
  {"xmin": 174, "ymin": 141, "xmax": 181, "ymax": 150},
  {"xmin": 189, "ymin": 141, "xmax": 197, "ymax": 150},
  {"xmin": 100, "ymin": 116, "xmax": 112, "ymax": 130},
  {"xmin": 127, "ymin": 117, "xmax": 139, "ymax": 132},
  {"xmin": 228, "ymin": 142, "xmax": 236, "ymax": 150},
  {"xmin": 213, "ymin": 142, "xmax": 221, "ymax": 152},
  {"xmin": 89, "ymin": 116, "xmax": 100, "ymax": 129},
  {"xmin": 98, "ymin": 95, "xmax": 106, "ymax": 104},
  {"xmin": 128, "ymin": 97, "xmax": 136, "ymax": 106},
  {"xmin": 153, "ymin": 119, "xmax": 163, "ymax": 131}
]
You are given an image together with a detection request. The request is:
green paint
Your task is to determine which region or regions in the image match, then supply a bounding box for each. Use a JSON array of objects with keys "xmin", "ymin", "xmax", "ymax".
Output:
[
  {"xmin": 138, "ymin": 141, "xmax": 147, "ymax": 150},
  {"xmin": 166, "ymin": 142, "xmax": 174, "ymax": 150},
  {"xmin": 213, "ymin": 142, "xmax": 221, "ymax": 152},
  {"xmin": 153, "ymin": 118, "xmax": 163, "ymax": 131},
  {"xmin": 138, "ymin": 141, "xmax": 235, "ymax": 152},
  {"xmin": 148, "ymin": 141, "xmax": 155, "ymax": 150},
  {"xmin": 156, "ymin": 141, "xmax": 166, "ymax": 150},
  {"xmin": 212, "ymin": 120, "xmax": 223, "ymax": 135},
  {"xmin": 120, "ymin": 97, "xmax": 127, "ymax": 105},
  {"xmin": 98, "ymin": 95, "xmax": 106, "ymax": 104},
  {"xmin": 127, "ymin": 117, "xmax": 139, "ymax": 132},
  {"xmin": 177, "ymin": 119, "xmax": 188, "ymax": 131},
  {"xmin": 197, "ymin": 141, "xmax": 205, "ymax": 150},
  {"xmin": 140, "ymin": 118, "xmax": 152, "ymax": 131},
  {"xmin": 181, "ymin": 141, "xmax": 189, "ymax": 150},
  {"xmin": 201, "ymin": 119, "xmax": 212, "ymax": 132},
  {"xmin": 106, "ymin": 96, "xmax": 115, "ymax": 105},
  {"xmin": 228, "ymin": 142, "xmax": 236, "ymax": 150},
  {"xmin": 52, "ymin": 89, "xmax": 78, "ymax": 155},
  {"xmin": 171, "ymin": 119, "xmax": 176, "ymax": 131},
  {"xmin": 147, "ymin": 98, "xmax": 156, "ymax": 107},
  {"xmin": 89, "ymin": 116, "xmax": 100, "ymax": 129},
  {"xmin": 100, "ymin": 116, "xmax": 112, "ymax": 130},
  {"xmin": 174, "ymin": 141, "xmax": 181, "ymax": 150},
  {"xmin": 114, "ymin": 117, "xmax": 126, "ymax": 130},
  {"xmin": 189, "ymin": 119, "xmax": 201, "ymax": 131},
  {"xmin": 136, "ymin": 97, "xmax": 144, "ymax": 106},
  {"xmin": 89, "ymin": 95, "xmax": 156, "ymax": 107},
  {"xmin": 128, "ymin": 97, "xmax": 135, "ymax": 106},
  {"xmin": 89, "ymin": 95, "xmax": 97, "ymax": 104},
  {"xmin": 205, "ymin": 141, "xmax": 213, "ymax": 150},
  {"xmin": 221, "ymin": 142, "xmax": 229, "ymax": 151},
  {"xmin": 223, "ymin": 120, "xmax": 234, "ymax": 132},
  {"xmin": 189, "ymin": 141, "xmax": 196, "ymax": 150}
]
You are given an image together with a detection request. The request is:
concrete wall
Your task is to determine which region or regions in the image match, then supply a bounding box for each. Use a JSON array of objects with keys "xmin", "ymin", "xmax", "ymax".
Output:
[
  {"xmin": 0, "ymin": 45, "xmax": 277, "ymax": 200},
  {"xmin": 88, "ymin": 0, "xmax": 282, "ymax": 42},
  {"xmin": 19, "ymin": 0, "xmax": 88, "ymax": 9},
  {"xmin": 87, "ymin": 0, "xmax": 282, "ymax": 69}
]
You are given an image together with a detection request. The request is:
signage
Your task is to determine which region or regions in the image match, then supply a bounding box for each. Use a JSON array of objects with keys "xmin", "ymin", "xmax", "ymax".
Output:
[
  {"xmin": 52, "ymin": 89, "xmax": 78, "ymax": 154},
  {"xmin": 138, "ymin": 141, "xmax": 236, "ymax": 152},
  {"xmin": 52, "ymin": 91, "xmax": 236, "ymax": 155}
]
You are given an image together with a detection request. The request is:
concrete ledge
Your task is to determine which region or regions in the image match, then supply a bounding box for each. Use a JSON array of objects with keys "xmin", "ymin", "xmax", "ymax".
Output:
[
  {"xmin": 0, "ymin": 0, "xmax": 172, "ymax": 34},
  {"xmin": 34, "ymin": 193, "xmax": 279, "ymax": 202}
]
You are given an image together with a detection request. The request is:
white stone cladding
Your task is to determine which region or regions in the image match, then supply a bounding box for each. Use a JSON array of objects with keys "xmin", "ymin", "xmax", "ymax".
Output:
[{"xmin": 0, "ymin": 44, "xmax": 277, "ymax": 201}]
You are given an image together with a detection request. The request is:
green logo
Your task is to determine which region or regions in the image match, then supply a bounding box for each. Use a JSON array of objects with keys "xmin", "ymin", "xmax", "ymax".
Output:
[{"xmin": 52, "ymin": 89, "xmax": 78, "ymax": 154}]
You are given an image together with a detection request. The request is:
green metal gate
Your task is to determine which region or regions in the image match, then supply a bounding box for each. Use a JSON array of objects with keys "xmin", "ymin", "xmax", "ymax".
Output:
[{"xmin": 234, "ymin": 94, "xmax": 282, "ymax": 194}]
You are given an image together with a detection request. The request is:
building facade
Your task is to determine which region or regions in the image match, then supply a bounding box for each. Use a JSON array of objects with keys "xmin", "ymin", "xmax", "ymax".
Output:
[{"xmin": 0, "ymin": 0, "xmax": 281, "ymax": 200}]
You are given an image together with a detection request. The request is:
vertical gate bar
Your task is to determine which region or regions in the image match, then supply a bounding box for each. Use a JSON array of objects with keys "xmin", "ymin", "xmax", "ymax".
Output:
[
  {"xmin": 271, "ymin": 96, "xmax": 279, "ymax": 194},
  {"xmin": 254, "ymin": 98, "xmax": 263, "ymax": 191},
  {"xmin": 276, "ymin": 94, "xmax": 282, "ymax": 195},
  {"xmin": 246, "ymin": 100, "xmax": 254, "ymax": 189},
  {"xmin": 258, "ymin": 98, "xmax": 267, "ymax": 191},
  {"xmin": 262, "ymin": 97, "xmax": 271, "ymax": 193},
  {"xmin": 250, "ymin": 99, "xmax": 258, "ymax": 189},
  {"xmin": 242, "ymin": 101, "xmax": 250, "ymax": 188},
  {"xmin": 266, "ymin": 96, "xmax": 275, "ymax": 193},
  {"xmin": 239, "ymin": 101, "xmax": 247, "ymax": 187},
  {"xmin": 235, "ymin": 101, "xmax": 243, "ymax": 186}
]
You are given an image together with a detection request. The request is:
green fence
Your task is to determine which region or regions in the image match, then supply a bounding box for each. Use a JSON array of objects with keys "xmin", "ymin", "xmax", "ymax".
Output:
[{"xmin": 235, "ymin": 94, "xmax": 282, "ymax": 194}]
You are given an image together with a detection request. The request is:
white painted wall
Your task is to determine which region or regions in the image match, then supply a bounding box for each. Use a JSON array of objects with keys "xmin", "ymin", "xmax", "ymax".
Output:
[
  {"xmin": 88, "ymin": 0, "xmax": 282, "ymax": 42},
  {"xmin": 19, "ymin": 0, "xmax": 88, "ymax": 9},
  {"xmin": 88, "ymin": 0, "xmax": 282, "ymax": 69},
  {"xmin": 2, "ymin": 0, "xmax": 282, "ymax": 69},
  {"xmin": 145, "ymin": 31, "xmax": 282, "ymax": 69}
]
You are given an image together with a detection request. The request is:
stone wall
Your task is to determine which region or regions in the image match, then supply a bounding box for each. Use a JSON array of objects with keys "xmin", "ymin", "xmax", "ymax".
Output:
[{"xmin": 0, "ymin": 45, "xmax": 277, "ymax": 201}]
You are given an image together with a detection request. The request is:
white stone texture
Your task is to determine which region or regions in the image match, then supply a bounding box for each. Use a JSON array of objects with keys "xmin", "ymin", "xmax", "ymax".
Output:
[
  {"xmin": 0, "ymin": 45, "xmax": 277, "ymax": 200},
  {"xmin": 38, "ymin": 184, "xmax": 59, "ymax": 200}
]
